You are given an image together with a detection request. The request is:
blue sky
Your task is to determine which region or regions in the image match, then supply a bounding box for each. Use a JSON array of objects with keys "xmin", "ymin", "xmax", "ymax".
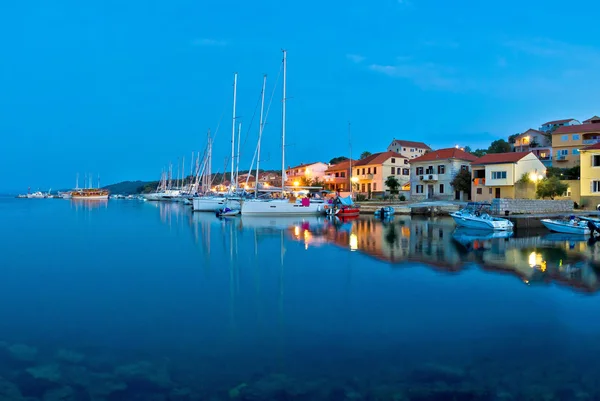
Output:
[{"xmin": 1, "ymin": 0, "xmax": 599, "ymax": 191}]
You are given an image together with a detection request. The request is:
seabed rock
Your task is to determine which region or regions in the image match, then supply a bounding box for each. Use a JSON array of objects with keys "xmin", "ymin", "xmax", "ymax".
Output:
[
  {"xmin": 114, "ymin": 361, "xmax": 173, "ymax": 390},
  {"xmin": 26, "ymin": 364, "xmax": 62, "ymax": 383},
  {"xmin": 7, "ymin": 344, "xmax": 38, "ymax": 363},
  {"xmin": 56, "ymin": 349, "xmax": 85, "ymax": 365},
  {"xmin": 0, "ymin": 375, "xmax": 24, "ymax": 400}
]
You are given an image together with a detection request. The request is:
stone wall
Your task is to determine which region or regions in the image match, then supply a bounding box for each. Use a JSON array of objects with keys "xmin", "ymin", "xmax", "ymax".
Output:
[{"xmin": 491, "ymin": 198, "xmax": 573, "ymax": 215}]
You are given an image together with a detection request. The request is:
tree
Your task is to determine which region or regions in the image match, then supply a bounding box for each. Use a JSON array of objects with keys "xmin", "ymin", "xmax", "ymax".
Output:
[
  {"xmin": 312, "ymin": 178, "xmax": 325, "ymax": 188},
  {"xmin": 472, "ymin": 148, "xmax": 487, "ymax": 157},
  {"xmin": 464, "ymin": 146, "xmax": 472, "ymax": 153},
  {"xmin": 487, "ymin": 139, "xmax": 512, "ymax": 154},
  {"xmin": 299, "ymin": 176, "xmax": 313, "ymax": 187},
  {"xmin": 450, "ymin": 169, "xmax": 471, "ymax": 194},
  {"xmin": 546, "ymin": 166, "xmax": 580, "ymax": 180},
  {"xmin": 329, "ymin": 156, "xmax": 348, "ymax": 165},
  {"xmin": 516, "ymin": 173, "xmax": 531, "ymax": 184},
  {"xmin": 385, "ymin": 176, "xmax": 400, "ymax": 195},
  {"xmin": 508, "ymin": 133, "xmax": 519, "ymax": 144},
  {"xmin": 536, "ymin": 176, "xmax": 568, "ymax": 200},
  {"xmin": 360, "ymin": 151, "xmax": 372, "ymax": 159}
]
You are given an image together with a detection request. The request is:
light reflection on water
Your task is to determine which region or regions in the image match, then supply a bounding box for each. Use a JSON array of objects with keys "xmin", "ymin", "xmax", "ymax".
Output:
[{"xmin": 3, "ymin": 198, "xmax": 600, "ymax": 400}]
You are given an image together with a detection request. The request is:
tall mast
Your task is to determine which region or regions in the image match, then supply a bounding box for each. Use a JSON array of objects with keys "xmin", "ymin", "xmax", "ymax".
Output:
[
  {"xmin": 208, "ymin": 131, "xmax": 212, "ymax": 192},
  {"xmin": 231, "ymin": 73, "xmax": 238, "ymax": 193},
  {"xmin": 182, "ymin": 156, "xmax": 185, "ymax": 190},
  {"xmin": 281, "ymin": 50, "xmax": 287, "ymax": 194},
  {"xmin": 349, "ymin": 122, "xmax": 353, "ymax": 197},
  {"xmin": 236, "ymin": 122, "xmax": 241, "ymax": 192},
  {"xmin": 98, "ymin": 174, "xmax": 100, "ymax": 189},
  {"xmin": 255, "ymin": 74, "xmax": 267, "ymax": 198},
  {"xmin": 75, "ymin": 173, "xmax": 79, "ymax": 190}
]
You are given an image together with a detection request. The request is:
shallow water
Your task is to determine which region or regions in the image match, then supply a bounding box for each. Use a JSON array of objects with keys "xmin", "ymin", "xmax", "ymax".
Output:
[{"xmin": 2, "ymin": 197, "xmax": 600, "ymax": 400}]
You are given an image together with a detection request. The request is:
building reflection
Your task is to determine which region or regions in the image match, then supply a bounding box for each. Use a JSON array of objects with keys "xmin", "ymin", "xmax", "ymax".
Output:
[{"xmin": 282, "ymin": 216, "xmax": 600, "ymax": 294}]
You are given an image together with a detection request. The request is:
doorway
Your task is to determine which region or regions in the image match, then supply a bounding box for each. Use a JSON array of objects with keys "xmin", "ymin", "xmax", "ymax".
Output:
[
  {"xmin": 495, "ymin": 188, "xmax": 501, "ymax": 199},
  {"xmin": 427, "ymin": 185, "xmax": 434, "ymax": 199},
  {"xmin": 455, "ymin": 190, "xmax": 460, "ymax": 200}
]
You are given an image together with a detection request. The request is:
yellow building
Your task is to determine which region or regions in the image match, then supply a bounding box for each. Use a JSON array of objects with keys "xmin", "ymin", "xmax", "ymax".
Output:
[
  {"xmin": 552, "ymin": 123, "xmax": 600, "ymax": 168},
  {"xmin": 579, "ymin": 142, "xmax": 600, "ymax": 207},
  {"xmin": 353, "ymin": 151, "xmax": 409, "ymax": 197},
  {"xmin": 471, "ymin": 152, "xmax": 546, "ymax": 201}
]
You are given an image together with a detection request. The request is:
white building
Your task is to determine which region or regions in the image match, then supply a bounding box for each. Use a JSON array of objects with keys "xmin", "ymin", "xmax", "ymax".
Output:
[
  {"xmin": 410, "ymin": 148, "xmax": 477, "ymax": 201},
  {"xmin": 386, "ymin": 139, "xmax": 431, "ymax": 160}
]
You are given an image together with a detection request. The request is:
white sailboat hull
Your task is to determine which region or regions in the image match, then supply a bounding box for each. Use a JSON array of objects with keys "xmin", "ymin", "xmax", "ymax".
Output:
[
  {"xmin": 541, "ymin": 219, "xmax": 590, "ymax": 235},
  {"xmin": 241, "ymin": 200, "xmax": 323, "ymax": 216},
  {"xmin": 450, "ymin": 212, "xmax": 513, "ymax": 231},
  {"xmin": 193, "ymin": 197, "xmax": 241, "ymax": 212}
]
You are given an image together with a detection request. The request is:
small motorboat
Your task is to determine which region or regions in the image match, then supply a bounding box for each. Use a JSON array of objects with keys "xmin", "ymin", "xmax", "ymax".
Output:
[
  {"xmin": 216, "ymin": 207, "xmax": 240, "ymax": 217},
  {"xmin": 449, "ymin": 202, "xmax": 513, "ymax": 231},
  {"xmin": 374, "ymin": 206, "xmax": 395, "ymax": 217},
  {"xmin": 541, "ymin": 217, "xmax": 590, "ymax": 235}
]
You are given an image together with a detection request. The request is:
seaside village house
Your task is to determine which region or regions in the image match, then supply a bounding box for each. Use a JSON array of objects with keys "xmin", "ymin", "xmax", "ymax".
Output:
[
  {"xmin": 471, "ymin": 152, "xmax": 546, "ymax": 201},
  {"xmin": 386, "ymin": 139, "xmax": 431, "ymax": 160},
  {"xmin": 285, "ymin": 162, "xmax": 328, "ymax": 186},
  {"xmin": 410, "ymin": 148, "xmax": 477, "ymax": 201},
  {"xmin": 513, "ymin": 129, "xmax": 553, "ymax": 167},
  {"xmin": 539, "ymin": 118, "xmax": 581, "ymax": 134},
  {"xmin": 323, "ymin": 159, "xmax": 354, "ymax": 193},
  {"xmin": 552, "ymin": 118, "xmax": 600, "ymax": 168},
  {"xmin": 353, "ymin": 151, "xmax": 410, "ymax": 198},
  {"xmin": 578, "ymin": 142, "xmax": 600, "ymax": 207}
]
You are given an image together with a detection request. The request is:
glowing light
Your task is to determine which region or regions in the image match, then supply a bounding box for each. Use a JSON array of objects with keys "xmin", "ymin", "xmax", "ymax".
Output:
[
  {"xmin": 351, "ymin": 176, "xmax": 359, "ymax": 183},
  {"xmin": 529, "ymin": 172, "xmax": 538, "ymax": 182},
  {"xmin": 537, "ymin": 174, "xmax": 544, "ymax": 181},
  {"xmin": 349, "ymin": 233, "xmax": 358, "ymax": 251},
  {"xmin": 294, "ymin": 226, "xmax": 300, "ymax": 237},
  {"xmin": 293, "ymin": 181, "xmax": 299, "ymax": 187},
  {"xmin": 528, "ymin": 251, "xmax": 544, "ymax": 268}
]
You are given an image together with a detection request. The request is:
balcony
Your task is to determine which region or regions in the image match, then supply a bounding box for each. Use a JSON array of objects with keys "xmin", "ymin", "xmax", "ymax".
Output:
[
  {"xmin": 420, "ymin": 174, "xmax": 438, "ymax": 182},
  {"xmin": 555, "ymin": 154, "xmax": 568, "ymax": 162},
  {"xmin": 583, "ymin": 139, "xmax": 600, "ymax": 145},
  {"xmin": 358, "ymin": 174, "xmax": 374, "ymax": 180},
  {"xmin": 473, "ymin": 178, "xmax": 486, "ymax": 186}
]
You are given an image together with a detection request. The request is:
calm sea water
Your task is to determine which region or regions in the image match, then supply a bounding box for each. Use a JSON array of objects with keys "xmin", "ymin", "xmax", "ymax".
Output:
[{"xmin": 2, "ymin": 197, "xmax": 600, "ymax": 400}]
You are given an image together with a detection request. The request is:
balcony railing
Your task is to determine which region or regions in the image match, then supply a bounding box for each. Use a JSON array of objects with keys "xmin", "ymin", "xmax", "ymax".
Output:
[
  {"xmin": 358, "ymin": 174, "xmax": 374, "ymax": 180},
  {"xmin": 555, "ymin": 154, "xmax": 567, "ymax": 161},
  {"xmin": 583, "ymin": 139, "xmax": 600, "ymax": 145},
  {"xmin": 473, "ymin": 178, "xmax": 486, "ymax": 186},
  {"xmin": 420, "ymin": 174, "xmax": 438, "ymax": 182}
]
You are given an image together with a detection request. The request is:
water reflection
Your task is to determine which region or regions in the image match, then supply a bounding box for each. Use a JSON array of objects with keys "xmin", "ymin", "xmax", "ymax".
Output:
[{"xmin": 185, "ymin": 212, "xmax": 600, "ymax": 294}]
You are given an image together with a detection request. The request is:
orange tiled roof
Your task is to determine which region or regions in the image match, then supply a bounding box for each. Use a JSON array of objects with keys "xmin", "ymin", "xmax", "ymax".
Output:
[
  {"xmin": 354, "ymin": 151, "xmax": 406, "ymax": 166},
  {"xmin": 471, "ymin": 151, "xmax": 531, "ymax": 165},
  {"xmin": 411, "ymin": 148, "xmax": 477, "ymax": 163}
]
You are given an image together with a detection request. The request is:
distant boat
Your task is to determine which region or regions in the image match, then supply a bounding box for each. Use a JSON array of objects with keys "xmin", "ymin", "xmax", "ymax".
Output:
[
  {"xmin": 326, "ymin": 196, "xmax": 360, "ymax": 217},
  {"xmin": 71, "ymin": 189, "xmax": 109, "ymax": 200}
]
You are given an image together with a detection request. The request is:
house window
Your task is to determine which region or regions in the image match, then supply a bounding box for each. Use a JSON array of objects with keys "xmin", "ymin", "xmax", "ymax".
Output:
[
  {"xmin": 439, "ymin": 184, "xmax": 444, "ymax": 194},
  {"xmin": 410, "ymin": 148, "xmax": 415, "ymax": 152},
  {"xmin": 335, "ymin": 172, "xmax": 339, "ymax": 177},
  {"xmin": 373, "ymin": 183, "xmax": 377, "ymax": 191},
  {"xmin": 562, "ymin": 135, "xmax": 569, "ymax": 141},
  {"xmin": 374, "ymin": 167, "xmax": 377, "ymax": 174},
  {"xmin": 404, "ymin": 159, "xmax": 409, "ymax": 164},
  {"xmin": 416, "ymin": 167, "xmax": 424, "ymax": 175},
  {"xmin": 489, "ymin": 188, "xmax": 493, "ymax": 194},
  {"xmin": 573, "ymin": 149, "xmax": 580, "ymax": 155},
  {"xmin": 419, "ymin": 149, "xmax": 423, "ymax": 153},
  {"xmin": 391, "ymin": 158, "xmax": 396, "ymax": 163},
  {"xmin": 396, "ymin": 148, "xmax": 400, "ymax": 152},
  {"xmin": 558, "ymin": 149, "xmax": 568, "ymax": 156},
  {"xmin": 416, "ymin": 185, "xmax": 424, "ymax": 194},
  {"xmin": 361, "ymin": 184, "xmax": 366, "ymax": 192},
  {"xmin": 593, "ymin": 155, "xmax": 600, "ymax": 167},
  {"xmin": 573, "ymin": 134, "xmax": 580, "ymax": 140},
  {"xmin": 476, "ymin": 188, "xmax": 482, "ymax": 194},
  {"xmin": 438, "ymin": 165, "xmax": 445, "ymax": 174},
  {"xmin": 492, "ymin": 171, "xmax": 507, "ymax": 179},
  {"xmin": 402, "ymin": 168, "xmax": 409, "ymax": 175},
  {"xmin": 340, "ymin": 172, "xmax": 346, "ymax": 178},
  {"xmin": 593, "ymin": 181, "xmax": 600, "ymax": 193},
  {"xmin": 362, "ymin": 168, "xmax": 365, "ymax": 175},
  {"xmin": 461, "ymin": 165, "xmax": 468, "ymax": 171},
  {"xmin": 368, "ymin": 167, "xmax": 371, "ymax": 174},
  {"xmin": 403, "ymin": 148, "xmax": 406, "ymax": 151},
  {"xmin": 391, "ymin": 167, "xmax": 396, "ymax": 174},
  {"xmin": 356, "ymin": 169, "xmax": 360, "ymax": 176}
]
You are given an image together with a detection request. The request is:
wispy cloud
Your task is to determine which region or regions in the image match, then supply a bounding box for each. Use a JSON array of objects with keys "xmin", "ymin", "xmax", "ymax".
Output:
[
  {"xmin": 369, "ymin": 61, "xmax": 461, "ymax": 90},
  {"xmin": 346, "ymin": 54, "xmax": 365, "ymax": 63},
  {"xmin": 191, "ymin": 38, "xmax": 227, "ymax": 47}
]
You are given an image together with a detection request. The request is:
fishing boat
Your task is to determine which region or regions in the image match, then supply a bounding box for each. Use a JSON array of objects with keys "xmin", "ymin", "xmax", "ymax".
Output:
[
  {"xmin": 325, "ymin": 196, "xmax": 360, "ymax": 217},
  {"xmin": 449, "ymin": 202, "xmax": 513, "ymax": 231},
  {"xmin": 541, "ymin": 217, "xmax": 590, "ymax": 235},
  {"xmin": 374, "ymin": 206, "xmax": 395, "ymax": 217},
  {"xmin": 71, "ymin": 189, "xmax": 109, "ymax": 200}
]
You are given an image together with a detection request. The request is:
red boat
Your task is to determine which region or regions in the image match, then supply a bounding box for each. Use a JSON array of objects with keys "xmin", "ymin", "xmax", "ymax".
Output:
[{"xmin": 325, "ymin": 196, "xmax": 360, "ymax": 217}]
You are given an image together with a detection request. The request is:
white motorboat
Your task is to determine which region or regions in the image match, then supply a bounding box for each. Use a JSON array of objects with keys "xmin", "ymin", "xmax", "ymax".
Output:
[
  {"xmin": 193, "ymin": 196, "xmax": 241, "ymax": 212},
  {"xmin": 542, "ymin": 218, "xmax": 590, "ymax": 235},
  {"xmin": 241, "ymin": 198, "xmax": 323, "ymax": 216},
  {"xmin": 450, "ymin": 202, "xmax": 513, "ymax": 231}
]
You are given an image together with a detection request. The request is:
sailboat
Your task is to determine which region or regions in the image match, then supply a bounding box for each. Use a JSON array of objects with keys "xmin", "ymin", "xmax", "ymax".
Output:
[
  {"xmin": 193, "ymin": 73, "xmax": 241, "ymax": 212},
  {"xmin": 241, "ymin": 50, "xmax": 324, "ymax": 216}
]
